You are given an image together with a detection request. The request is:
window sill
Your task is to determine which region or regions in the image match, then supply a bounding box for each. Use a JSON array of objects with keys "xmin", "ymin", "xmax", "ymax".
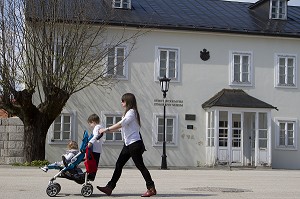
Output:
[
  {"xmin": 275, "ymin": 146, "xmax": 297, "ymax": 151},
  {"xmin": 48, "ymin": 140, "xmax": 69, "ymax": 145},
  {"xmin": 153, "ymin": 143, "xmax": 178, "ymax": 147},
  {"xmin": 103, "ymin": 141, "xmax": 124, "ymax": 146}
]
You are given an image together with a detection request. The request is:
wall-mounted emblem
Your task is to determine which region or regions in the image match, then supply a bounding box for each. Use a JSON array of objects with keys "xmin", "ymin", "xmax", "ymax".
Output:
[{"xmin": 200, "ymin": 48, "xmax": 210, "ymax": 61}]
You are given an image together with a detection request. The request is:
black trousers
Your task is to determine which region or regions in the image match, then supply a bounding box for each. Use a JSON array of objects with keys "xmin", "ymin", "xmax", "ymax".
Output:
[{"xmin": 107, "ymin": 140, "xmax": 155, "ymax": 189}]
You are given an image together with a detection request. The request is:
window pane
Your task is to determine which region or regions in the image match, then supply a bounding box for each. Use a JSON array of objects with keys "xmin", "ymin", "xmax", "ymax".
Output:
[
  {"xmin": 279, "ymin": 137, "xmax": 285, "ymax": 145},
  {"xmin": 106, "ymin": 117, "xmax": 114, "ymax": 126},
  {"xmin": 160, "ymin": 51, "xmax": 167, "ymax": 60},
  {"xmin": 107, "ymin": 48, "xmax": 115, "ymax": 74},
  {"xmin": 287, "ymin": 138, "xmax": 294, "ymax": 146},
  {"xmin": 64, "ymin": 115, "xmax": 70, "ymax": 123},
  {"xmin": 63, "ymin": 124, "xmax": 70, "ymax": 131},
  {"xmin": 55, "ymin": 116, "xmax": 61, "ymax": 123},
  {"xmin": 242, "ymin": 56, "xmax": 249, "ymax": 69},
  {"xmin": 115, "ymin": 133, "xmax": 122, "ymax": 140},
  {"xmin": 287, "ymin": 58, "xmax": 294, "ymax": 66},
  {"xmin": 166, "ymin": 135, "xmax": 172, "ymax": 142},
  {"xmin": 259, "ymin": 130, "xmax": 267, "ymax": 138},
  {"xmin": 54, "ymin": 123, "xmax": 61, "ymax": 131},
  {"xmin": 63, "ymin": 131, "xmax": 70, "ymax": 139},
  {"xmin": 259, "ymin": 113, "xmax": 267, "ymax": 129},
  {"xmin": 116, "ymin": 117, "xmax": 122, "ymax": 122},
  {"xmin": 287, "ymin": 123, "xmax": 294, "ymax": 130},
  {"xmin": 54, "ymin": 132, "xmax": 60, "ymax": 139},
  {"xmin": 259, "ymin": 140, "xmax": 267, "ymax": 148},
  {"xmin": 116, "ymin": 64, "xmax": 124, "ymax": 76},
  {"xmin": 106, "ymin": 133, "xmax": 113, "ymax": 140},
  {"xmin": 279, "ymin": 58, "xmax": 285, "ymax": 66},
  {"xmin": 234, "ymin": 55, "xmax": 240, "ymax": 64},
  {"xmin": 167, "ymin": 119, "xmax": 173, "ymax": 126}
]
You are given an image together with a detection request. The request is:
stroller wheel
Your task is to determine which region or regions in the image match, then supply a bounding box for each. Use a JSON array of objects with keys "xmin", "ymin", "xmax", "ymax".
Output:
[
  {"xmin": 52, "ymin": 182, "xmax": 61, "ymax": 193},
  {"xmin": 81, "ymin": 183, "xmax": 93, "ymax": 197},
  {"xmin": 46, "ymin": 183, "xmax": 60, "ymax": 197}
]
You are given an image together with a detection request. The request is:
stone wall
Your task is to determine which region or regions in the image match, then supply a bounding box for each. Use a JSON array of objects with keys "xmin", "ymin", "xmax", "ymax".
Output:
[{"xmin": 0, "ymin": 117, "xmax": 25, "ymax": 164}]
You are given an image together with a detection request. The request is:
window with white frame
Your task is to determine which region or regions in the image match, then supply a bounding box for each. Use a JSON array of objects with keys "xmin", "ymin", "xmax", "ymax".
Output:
[
  {"xmin": 155, "ymin": 47, "xmax": 180, "ymax": 82},
  {"xmin": 113, "ymin": 0, "xmax": 131, "ymax": 9},
  {"xmin": 103, "ymin": 113, "xmax": 123, "ymax": 142},
  {"xmin": 153, "ymin": 114, "xmax": 178, "ymax": 146},
  {"xmin": 229, "ymin": 51, "xmax": 253, "ymax": 86},
  {"xmin": 275, "ymin": 118, "xmax": 297, "ymax": 150},
  {"xmin": 106, "ymin": 46, "xmax": 128, "ymax": 79},
  {"xmin": 270, "ymin": 0, "xmax": 287, "ymax": 20},
  {"xmin": 53, "ymin": 43, "xmax": 73, "ymax": 73},
  {"xmin": 54, "ymin": 44, "xmax": 64, "ymax": 72},
  {"xmin": 258, "ymin": 113, "xmax": 268, "ymax": 149},
  {"xmin": 275, "ymin": 54, "xmax": 297, "ymax": 88},
  {"xmin": 48, "ymin": 111, "xmax": 76, "ymax": 144},
  {"xmin": 206, "ymin": 111, "xmax": 215, "ymax": 147}
]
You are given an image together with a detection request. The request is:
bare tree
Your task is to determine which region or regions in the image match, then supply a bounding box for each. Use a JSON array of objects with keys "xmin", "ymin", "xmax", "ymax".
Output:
[{"xmin": 0, "ymin": 0, "xmax": 143, "ymax": 162}]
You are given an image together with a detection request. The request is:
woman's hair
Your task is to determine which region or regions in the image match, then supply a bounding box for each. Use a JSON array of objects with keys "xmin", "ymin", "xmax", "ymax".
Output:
[
  {"xmin": 67, "ymin": 141, "xmax": 78, "ymax": 150},
  {"xmin": 121, "ymin": 93, "xmax": 141, "ymax": 126}
]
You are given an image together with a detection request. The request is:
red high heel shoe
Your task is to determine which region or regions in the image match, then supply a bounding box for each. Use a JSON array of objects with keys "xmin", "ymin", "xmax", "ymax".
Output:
[
  {"xmin": 141, "ymin": 187, "xmax": 157, "ymax": 197},
  {"xmin": 97, "ymin": 186, "xmax": 113, "ymax": 196}
]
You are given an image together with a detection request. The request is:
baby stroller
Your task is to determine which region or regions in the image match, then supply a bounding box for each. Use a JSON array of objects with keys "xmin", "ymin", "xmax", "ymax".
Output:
[{"xmin": 46, "ymin": 130, "xmax": 97, "ymax": 197}]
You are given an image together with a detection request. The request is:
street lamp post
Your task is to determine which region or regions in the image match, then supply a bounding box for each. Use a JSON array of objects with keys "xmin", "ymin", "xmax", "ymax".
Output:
[{"xmin": 159, "ymin": 75, "xmax": 171, "ymax": 170}]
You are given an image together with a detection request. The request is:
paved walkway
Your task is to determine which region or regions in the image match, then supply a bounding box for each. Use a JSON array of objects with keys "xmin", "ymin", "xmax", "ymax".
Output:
[{"xmin": 0, "ymin": 166, "xmax": 300, "ymax": 199}]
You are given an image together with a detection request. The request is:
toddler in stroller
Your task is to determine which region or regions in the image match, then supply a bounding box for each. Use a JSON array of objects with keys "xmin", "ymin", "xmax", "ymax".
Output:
[
  {"xmin": 41, "ymin": 140, "xmax": 79, "ymax": 172},
  {"xmin": 45, "ymin": 130, "xmax": 98, "ymax": 197}
]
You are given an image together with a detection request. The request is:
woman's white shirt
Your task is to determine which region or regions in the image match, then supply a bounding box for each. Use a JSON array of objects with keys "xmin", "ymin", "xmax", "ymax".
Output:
[{"xmin": 120, "ymin": 109, "xmax": 141, "ymax": 146}]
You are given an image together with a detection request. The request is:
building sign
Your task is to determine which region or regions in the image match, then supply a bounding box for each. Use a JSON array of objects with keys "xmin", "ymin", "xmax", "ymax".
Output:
[{"xmin": 154, "ymin": 99, "xmax": 183, "ymax": 107}]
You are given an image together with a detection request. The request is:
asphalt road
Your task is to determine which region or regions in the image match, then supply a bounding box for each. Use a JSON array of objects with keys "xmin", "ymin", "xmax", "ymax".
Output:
[{"xmin": 0, "ymin": 166, "xmax": 300, "ymax": 199}]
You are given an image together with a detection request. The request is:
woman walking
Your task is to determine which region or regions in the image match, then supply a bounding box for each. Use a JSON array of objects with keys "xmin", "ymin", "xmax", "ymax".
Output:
[{"xmin": 97, "ymin": 93, "xmax": 156, "ymax": 197}]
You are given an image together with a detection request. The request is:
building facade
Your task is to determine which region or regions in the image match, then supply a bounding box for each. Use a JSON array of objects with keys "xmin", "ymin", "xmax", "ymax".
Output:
[{"xmin": 44, "ymin": 0, "xmax": 300, "ymax": 169}]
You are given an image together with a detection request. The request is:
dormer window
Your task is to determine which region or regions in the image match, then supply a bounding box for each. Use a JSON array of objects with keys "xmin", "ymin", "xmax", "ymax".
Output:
[
  {"xmin": 113, "ymin": 0, "xmax": 131, "ymax": 9},
  {"xmin": 270, "ymin": 0, "xmax": 287, "ymax": 19}
]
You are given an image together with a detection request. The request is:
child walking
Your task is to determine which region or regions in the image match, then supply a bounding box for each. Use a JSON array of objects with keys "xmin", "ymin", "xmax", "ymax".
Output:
[
  {"xmin": 87, "ymin": 113, "xmax": 104, "ymax": 180},
  {"xmin": 41, "ymin": 140, "xmax": 79, "ymax": 172}
]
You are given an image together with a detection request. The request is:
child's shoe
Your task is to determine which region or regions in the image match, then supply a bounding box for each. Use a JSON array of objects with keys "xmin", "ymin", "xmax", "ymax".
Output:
[{"xmin": 40, "ymin": 165, "xmax": 48, "ymax": 172}]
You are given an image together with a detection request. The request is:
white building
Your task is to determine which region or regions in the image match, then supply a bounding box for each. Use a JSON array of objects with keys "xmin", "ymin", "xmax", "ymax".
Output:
[{"xmin": 45, "ymin": 0, "xmax": 300, "ymax": 169}]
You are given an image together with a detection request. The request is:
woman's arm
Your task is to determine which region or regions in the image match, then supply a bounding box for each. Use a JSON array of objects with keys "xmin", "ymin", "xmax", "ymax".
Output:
[{"xmin": 99, "ymin": 121, "xmax": 122, "ymax": 134}]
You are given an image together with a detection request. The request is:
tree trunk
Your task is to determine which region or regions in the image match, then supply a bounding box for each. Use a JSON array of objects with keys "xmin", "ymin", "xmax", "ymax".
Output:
[{"xmin": 23, "ymin": 114, "xmax": 51, "ymax": 162}]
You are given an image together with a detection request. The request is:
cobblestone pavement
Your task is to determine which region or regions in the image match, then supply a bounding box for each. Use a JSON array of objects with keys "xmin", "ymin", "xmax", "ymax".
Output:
[{"xmin": 0, "ymin": 166, "xmax": 300, "ymax": 199}]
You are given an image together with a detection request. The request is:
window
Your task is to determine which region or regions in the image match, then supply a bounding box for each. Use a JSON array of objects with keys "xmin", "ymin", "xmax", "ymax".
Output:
[
  {"xmin": 232, "ymin": 114, "xmax": 241, "ymax": 148},
  {"xmin": 153, "ymin": 114, "xmax": 178, "ymax": 146},
  {"xmin": 275, "ymin": 118, "xmax": 297, "ymax": 150},
  {"xmin": 106, "ymin": 46, "xmax": 128, "ymax": 79},
  {"xmin": 206, "ymin": 111, "xmax": 215, "ymax": 147},
  {"xmin": 270, "ymin": 0, "xmax": 287, "ymax": 19},
  {"xmin": 113, "ymin": 0, "xmax": 131, "ymax": 9},
  {"xmin": 275, "ymin": 54, "xmax": 297, "ymax": 88},
  {"xmin": 258, "ymin": 113, "xmax": 268, "ymax": 149},
  {"xmin": 229, "ymin": 51, "xmax": 253, "ymax": 86},
  {"xmin": 218, "ymin": 111, "xmax": 228, "ymax": 147},
  {"xmin": 53, "ymin": 43, "xmax": 72, "ymax": 73},
  {"xmin": 102, "ymin": 112, "xmax": 123, "ymax": 142},
  {"xmin": 48, "ymin": 111, "xmax": 76, "ymax": 144},
  {"xmin": 155, "ymin": 47, "xmax": 180, "ymax": 82}
]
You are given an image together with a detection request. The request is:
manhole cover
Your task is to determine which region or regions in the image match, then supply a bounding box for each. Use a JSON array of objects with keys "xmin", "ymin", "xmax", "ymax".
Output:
[{"xmin": 183, "ymin": 187, "xmax": 252, "ymax": 193}]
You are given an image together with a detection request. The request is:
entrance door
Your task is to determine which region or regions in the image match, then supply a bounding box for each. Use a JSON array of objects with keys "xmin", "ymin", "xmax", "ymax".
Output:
[
  {"xmin": 217, "ymin": 111, "xmax": 243, "ymax": 165},
  {"xmin": 231, "ymin": 113, "xmax": 242, "ymax": 164},
  {"xmin": 249, "ymin": 112, "xmax": 270, "ymax": 166}
]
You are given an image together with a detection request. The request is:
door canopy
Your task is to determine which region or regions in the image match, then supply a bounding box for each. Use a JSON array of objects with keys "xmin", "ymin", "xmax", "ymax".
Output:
[{"xmin": 202, "ymin": 89, "xmax": 277, "ymax": 110}]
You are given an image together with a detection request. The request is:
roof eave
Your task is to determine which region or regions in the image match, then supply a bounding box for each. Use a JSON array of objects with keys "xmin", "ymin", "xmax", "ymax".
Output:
[{"xmin": 104, "ymin": 21, "xmax": 300, "ymax": 38}]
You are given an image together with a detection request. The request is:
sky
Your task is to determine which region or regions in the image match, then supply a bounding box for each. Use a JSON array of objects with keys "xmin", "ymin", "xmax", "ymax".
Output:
[{"xmin": 226, "ymin": 0, "xmax": 300, "ymax": 6}]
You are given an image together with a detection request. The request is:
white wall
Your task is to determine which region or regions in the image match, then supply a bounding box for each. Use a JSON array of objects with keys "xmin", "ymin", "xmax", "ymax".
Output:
[{"xmin": 46, "ymin": 27, "xmax": 300, "ymax": 168}]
